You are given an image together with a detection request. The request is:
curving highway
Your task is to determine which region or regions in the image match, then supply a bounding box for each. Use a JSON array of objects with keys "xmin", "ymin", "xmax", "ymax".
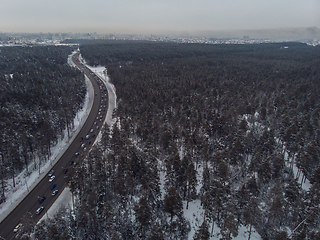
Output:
[{"xmin": 0, "ymin": 52, "xmax": 109, "ymax": 239}]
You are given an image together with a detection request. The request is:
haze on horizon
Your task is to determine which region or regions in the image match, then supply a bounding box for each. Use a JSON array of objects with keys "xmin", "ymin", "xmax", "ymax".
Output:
[{"xmin": 0, "ymin": 0, "xmax": 319, "ymax": 35}]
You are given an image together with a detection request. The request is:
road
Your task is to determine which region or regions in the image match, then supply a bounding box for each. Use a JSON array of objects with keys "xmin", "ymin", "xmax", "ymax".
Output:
[{"xmin": 0, "ymin": 52, "xmax": 108, "ymax": 239}]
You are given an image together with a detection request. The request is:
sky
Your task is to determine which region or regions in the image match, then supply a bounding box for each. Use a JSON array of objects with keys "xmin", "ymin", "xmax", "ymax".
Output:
[{"xmin": 0, "ymin": 0, "xmax": 319, "ymax": 34}]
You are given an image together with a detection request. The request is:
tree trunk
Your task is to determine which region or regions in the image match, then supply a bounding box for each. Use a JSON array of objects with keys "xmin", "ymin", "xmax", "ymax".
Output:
[
  {"xmin": 12, "ymin": 168, "xmax": 15, "ymax": 188},
  {"xmin": 186, "ymin": 181, "xmax": 190, "ymax": 209},
  {"xmin": 0, "ymin": 154, "xmax": 5, "ymax": 202},
  {"xmin": 248, "ymin": 221, "xmax": 252, "ymax": 240},
  {"xmin": 23, "ymin": 148, "xmax": 29, "ymax": 174},
  {"xmin": 211, "ymin": 221, "xmax": 214, "ymax": 237}
]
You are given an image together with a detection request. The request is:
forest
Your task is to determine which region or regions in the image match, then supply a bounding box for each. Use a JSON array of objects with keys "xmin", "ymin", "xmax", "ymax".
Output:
[
  {"xmin": 0, "ymin": 45, "xmax": 86, "ymax": 203},
  {"xmin": 13, "ymin": 41, "xmax": 320, "ymax": 239}
]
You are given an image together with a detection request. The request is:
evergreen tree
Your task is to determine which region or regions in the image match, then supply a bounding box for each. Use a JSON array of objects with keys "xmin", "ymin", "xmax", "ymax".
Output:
[
  {"xmin": 134, "ymin": 196, "xmax": 151, "ymax": 235},
  {"xmin": 193, "ymin": 220, "xmax": 210, "ymax": 240},
  {"xmin": 163, "ymin": 186, "xmax": 183, "ymax": 231}
]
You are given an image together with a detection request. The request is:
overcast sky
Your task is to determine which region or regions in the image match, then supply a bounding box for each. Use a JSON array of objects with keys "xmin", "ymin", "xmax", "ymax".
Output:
[{"xmin": 0, "ymin": 0, "xmax": 319, "ymax": 34}]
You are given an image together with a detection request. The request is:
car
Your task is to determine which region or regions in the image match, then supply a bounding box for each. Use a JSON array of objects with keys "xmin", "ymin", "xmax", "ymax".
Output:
[
  {"xmin": 75, "ymin": 152, "xmax": 79, "ymax": 157},
  {"xmin": 39, "ymin": 196, "xmax": 46, "ymax": 204},
  {"xmin": 81, "ymin": 143, "xmax": 85, "ymax": 148},
  {"xmin": 79, "ymin": 137, "xmax": 83, "ymax": 142},
  {"xmin": 50, "ymin": 184, "xmax": 57, "ymax": 190},
  {"xmin": 69, "ymin": 161, "xmax": 74, "ymax": 166},
  {"xmin": 48, "ymin": 170, "xmax": 54, "ymax": 177},
  {"xmin": 13, "ymin": 223, "xmax": 22, "ymax": 232},
  {"xmin": 49, "ymin": 176, "xmax": 55, "ymax": 182},
  {"xmin": 36, "ymin": 206, "xmax": 44, "ymax": 215},
  {"xmin": 52, "ymin": 190, "xmax": 59, "ymax": 196},
  {"xmin": 90, "ymin": 128, "xmax": 94, "ymax": 133},
  {"xmin": 85, "ymin": 135, "xmax": 90, "ymax": 139},
  {"xmin": 64, "ymin": 169, "xmax": 68, "ymax": 174}
]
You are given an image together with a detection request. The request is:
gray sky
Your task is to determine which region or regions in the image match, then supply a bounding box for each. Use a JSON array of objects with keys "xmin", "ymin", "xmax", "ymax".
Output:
[{"xmin": 0, "ymin": 0, "xmax": 319, "ymax": 34}]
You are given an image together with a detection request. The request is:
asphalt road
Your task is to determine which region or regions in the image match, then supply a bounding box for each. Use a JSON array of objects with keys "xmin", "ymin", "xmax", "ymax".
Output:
[{"xmin": 0, "ymin": 52, "xmax": 109, "ymax": 239}]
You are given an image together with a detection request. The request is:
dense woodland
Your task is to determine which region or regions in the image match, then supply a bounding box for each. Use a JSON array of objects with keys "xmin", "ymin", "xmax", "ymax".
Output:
[
  {"xmin": 0, "ymin": 45, "xmax": 86, "ymax": 203},
  {"xmin": 14, "ymin": 41, "xmax": 320, "ymax": 239}
]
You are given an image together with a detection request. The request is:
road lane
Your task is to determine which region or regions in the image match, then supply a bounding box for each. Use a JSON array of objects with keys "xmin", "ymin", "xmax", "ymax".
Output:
[{"xmin": 0, "ymin": 52, "xmax": 109, "ymax": 240}]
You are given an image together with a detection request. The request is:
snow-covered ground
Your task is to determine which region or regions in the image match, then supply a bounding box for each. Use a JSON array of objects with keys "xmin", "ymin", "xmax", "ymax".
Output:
[
  {"xmin": 285, "ymin": 151, "xmax": 311, "ymax": 191},
  {"xmin": 183, "ymin": 200, "xmax": 261, "ymax": 240},
  {"xmin": 40, "ymin": 187, "xmax": 73, "ymax": 221}
]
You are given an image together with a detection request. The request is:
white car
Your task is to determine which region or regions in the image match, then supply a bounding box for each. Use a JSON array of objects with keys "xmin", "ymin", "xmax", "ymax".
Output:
[
  {"xmin": 36, "ymin": 206, "xmax": 44, "ymax": 215},
  {"xmin": 48, "ymin": 170, "xmax": 54, "ymax": 177},
  {"xmin": 13, "ymin": 223, "xmax": 22, "ymax": 232},
  {"xmin": 52, "ymin": 189, "xmax": 59, "ymax": 196},
  {"xmin": 49, "ymin": 176, "xmax": 55, "ymax": 182}
]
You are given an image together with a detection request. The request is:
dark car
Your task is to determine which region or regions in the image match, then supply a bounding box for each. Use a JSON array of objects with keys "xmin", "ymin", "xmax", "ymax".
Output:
[
  {"xmin": 50, "ymin": 184, "xmax": 57, "ymax": 190},
  {"xmin": 64, "ymin": 169, "xmax": 68, "ymax": 174},
  {"xmin": 39, "ymin": 196, "xmax": 46, "ymax": 204},
  {"xmin": 69, "ymin": 161, "xmax": 74, "ymax": 166}
]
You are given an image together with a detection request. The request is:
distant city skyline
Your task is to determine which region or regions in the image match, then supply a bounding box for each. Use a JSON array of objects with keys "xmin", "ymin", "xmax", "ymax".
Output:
[{"xmin": 0, "ymin": 0, "xmax": 319, "ymax": 34}]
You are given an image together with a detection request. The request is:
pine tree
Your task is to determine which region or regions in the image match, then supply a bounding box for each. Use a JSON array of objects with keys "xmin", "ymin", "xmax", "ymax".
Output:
[
  {"xmin": 148, "ymin": 222, "xmax": 165, "ymax": 240},
  {"xmin": 193, "ymin": 220, "xmax": 210, "ymax": 240},
  {"xmin": 134, "ymin": 196, "xmax": 151, "ymax": 234},
  {"xmin": 185, "ymin": 161, "xmax": 197, "ymax": 209},
  {"xmin": 163, "ymin": 186, "xmax": 182, "ymax": 231},
  {"xmin": 220, "ymin": 212, "xmax": 238, "ymax": 240}
]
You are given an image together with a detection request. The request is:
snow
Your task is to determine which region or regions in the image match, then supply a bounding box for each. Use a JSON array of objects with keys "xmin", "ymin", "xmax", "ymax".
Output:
[
  {"xmin": 0, "ymin": 51, "xmax": 94, "ymax": 222},
  {"xmin": 183, "ymin": 199, "xmax": 205, "ymax": 239},
  {"xmin": 183, "ymin": 198, "xmax": 261, "ymax": 239},
  {"xmin": 234, "ymin": 226, "xmax": 261, "ymax": 240},
  {"xmin": 39, "ymin": 187, "xmax": 73, "ymax": 221},
  {"xmin": 285, "ymin": 152, "xmax": 311, "ymax": 191},
  {"xmin": 182, "ymin": 163, "xmax": 261, "ymax": 240}
]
